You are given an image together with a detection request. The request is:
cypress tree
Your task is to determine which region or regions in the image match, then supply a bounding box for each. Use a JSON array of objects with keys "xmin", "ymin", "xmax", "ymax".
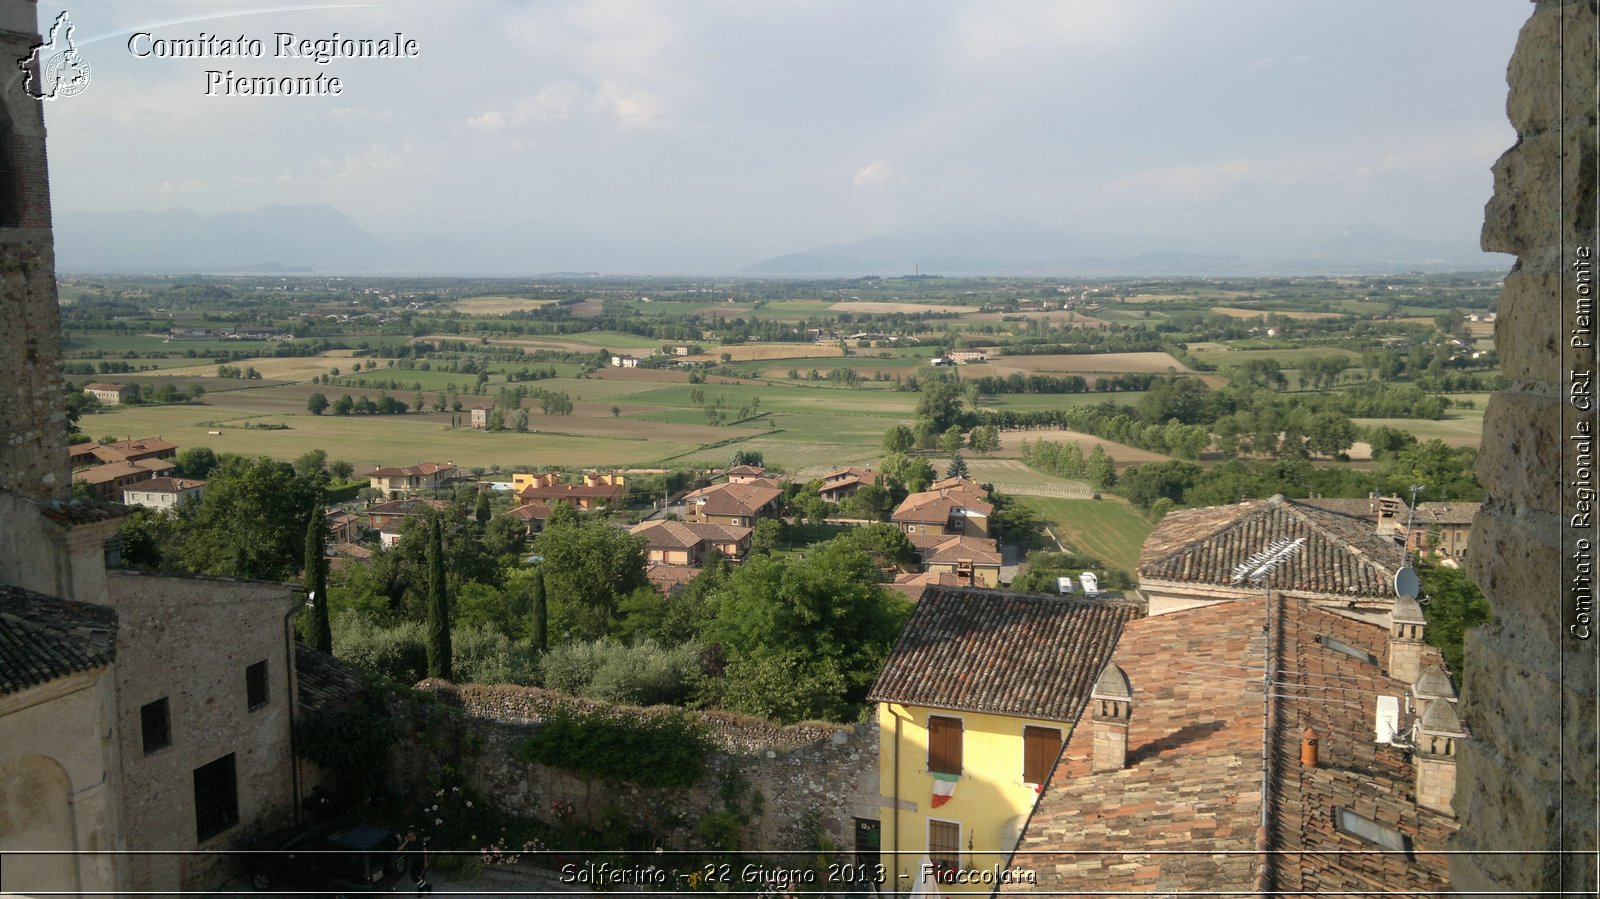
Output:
[
  {"xmin": 301, "ymin": 497, "xmax": 332, "ymax": 652},
  {"xmin": 528, "ymin": 566, "xmax": 547, "ymax": 652},
  {"xmin": 426, "ymin": 515, "xmax": 453, "ymax": 680},
  {"xmin": 474, "ymin": 490, "xmax": 491, "ymax": 528}
]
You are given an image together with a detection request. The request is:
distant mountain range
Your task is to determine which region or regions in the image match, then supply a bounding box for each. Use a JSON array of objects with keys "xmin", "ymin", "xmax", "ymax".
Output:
[{"xmin": 52, "ymin": 204, "xmax": 1508, "ymax": 277}]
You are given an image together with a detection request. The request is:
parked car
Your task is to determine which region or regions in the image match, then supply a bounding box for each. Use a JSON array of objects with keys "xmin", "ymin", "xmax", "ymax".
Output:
[{"xmin": 245, "ymin": 821, "xmax": 403, "ymax": 896}]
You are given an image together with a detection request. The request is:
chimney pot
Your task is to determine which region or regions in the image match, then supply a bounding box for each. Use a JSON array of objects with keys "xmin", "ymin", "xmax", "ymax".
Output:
[{"xmin": 1301, "ymin": 727, "xmax": 1319, "ymax": 767}]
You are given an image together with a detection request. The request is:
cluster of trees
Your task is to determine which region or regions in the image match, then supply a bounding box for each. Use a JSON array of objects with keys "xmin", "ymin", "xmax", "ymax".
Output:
[
  {"xmin": 1022, "ymin": 440, "xmax": 1119, "ymax": 489},
  {"xmin": 215, "ymin": 364, "xmax": 262, "ymax": 379},
  {"xmin": 307, "ymin": 392, "xmax": 410, "ymax": 415}
]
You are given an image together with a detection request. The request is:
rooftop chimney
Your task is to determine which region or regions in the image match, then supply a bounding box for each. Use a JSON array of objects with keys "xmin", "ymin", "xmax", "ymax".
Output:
[
  {"xmin": 1415, "ymin": 696, "xmax": 1468, "ymax": 816},
  {"xmin": 1388, "ymin": 595, "xmax": 1426, "ymax": 683},
  {"xmin": 1090, "ymin": 663, "xmax": 1132, "ymax": 773},
  {"xmin": 1300, "ymin": 727, "xmax": 1319, "ymax": 767}
]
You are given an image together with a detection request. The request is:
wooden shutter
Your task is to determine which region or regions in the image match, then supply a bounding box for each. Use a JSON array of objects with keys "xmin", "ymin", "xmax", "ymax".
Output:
[
  {"xmin": 928, "ymin": 716, "xmax": 963, "ymax": 775},
  {"xmin": 1023, "ymin": 726, "xmax": 1062, "ymax": 784}
]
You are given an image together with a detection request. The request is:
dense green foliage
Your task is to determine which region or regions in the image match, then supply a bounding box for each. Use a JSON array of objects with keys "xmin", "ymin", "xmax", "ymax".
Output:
[
  {"xmin": 1418, "ymin": 559, "xmax": 1493, "ymax": 674},
  {"xmin": 518, "ymin": 706, "xmax": 709, "ymax": 789}
]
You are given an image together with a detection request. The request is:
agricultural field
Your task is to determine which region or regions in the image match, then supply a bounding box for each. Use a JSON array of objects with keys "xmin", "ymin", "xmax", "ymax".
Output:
[
  {"xmin": 451, "ymin": 296, "xmax": 556, "ymax": 314},
  {"xmin": 1017, "ymin": 495, "xmax": 1155, "ymax": 573},
  {"xmin": 994, "ymin": 429, "xmax": 1171, "ymax": 465},
  {"xmin": 964, "ymin": 459, "xmax": 1096, "ymax": 497}
]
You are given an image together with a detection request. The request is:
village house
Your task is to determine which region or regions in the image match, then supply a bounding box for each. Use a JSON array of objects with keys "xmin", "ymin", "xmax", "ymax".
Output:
[
  {"xmin": 818, "ymin": 467, "xmax": 881, "ymax": 503},
  {"xmin": 610, "ymin": 354, "xmax": 639, "ymax": 368},
  {"xmin": 368, "ymin": 461, "xmax": 456, "ymax": 500},
  {"xmin": 912, "ymin": 534, "xmax": 1004, "ymax": 588},
  {"xmin": 683, "ymin": 480, "xmax": 783, "ymax": 528},
  {"xmin": 69, "ymin": 437, "xmax": 180, "ymax": 469},
  {"xmin": 469, "ymin": 406, "xmax": 490, "ymax": 430},
  {"xmin": 867, "ymin": 587, "xmax": 1138, "ymax": 891},
  {"xmin": 1002, "ymin": 589, "xmax": 1461, "ymax": 895},
  {"xmin": 323, "ymin": 509, "xmax": 363, "ymax": 543},
  {"xmin": 364, "ymin": 498, "xmax": 451, "ymax": 547},
  {"xmin": 503, "ymin": 501, "xmax": 554, "ymax": 537},
  {"xmin": 72, "ymin": 458, "xmax": 176, "ymax": 500},
  {"xmin": 1403, "ymin": 501, "xmax": 1481, "ymax": 561},
  {"xmin": 1135, "ymin": 494, "xmax": 1406, "ymax": 622},
  {"xmin": 892, "ymin": 483, "xmax": 993, "ymax": 538},
  {"xmin": 83, "ymin": 382, "xmax": 131, "ymax": 404},
  {"xmin": 517, "ymin": 473, "xmax": 626, "ymax": 510},
  {"xmin": 121, "ymin": 476, "xmax": 206, "ymax": 510},
  {"xmin": 629, "ymin": 519, "xmax": 752, "ymax": 566},
  {"xmin": 723, "ymin": 464, "xmax": 772, "ymax": 485}
]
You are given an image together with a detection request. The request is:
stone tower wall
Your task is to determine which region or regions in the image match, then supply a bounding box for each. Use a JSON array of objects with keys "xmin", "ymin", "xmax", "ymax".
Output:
[
  {"xmin": 0, "ymin": 1, "xmax": 67, "ymax": 502},
  {"xmin": 1455, "ymin": 0, "xmax": 1598, "ymax": 893}
]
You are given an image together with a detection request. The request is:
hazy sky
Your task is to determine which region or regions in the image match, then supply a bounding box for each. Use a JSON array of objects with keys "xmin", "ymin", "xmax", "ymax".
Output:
[{"xmin": 37, "ymin": 1, "xmax": 1528, "ymax": 269}]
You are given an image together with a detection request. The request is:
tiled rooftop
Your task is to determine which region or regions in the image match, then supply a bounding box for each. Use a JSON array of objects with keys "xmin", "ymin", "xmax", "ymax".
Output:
[
  {"xmin": 1138, "ymin": 495, "xmax": 1404, "ymax": 599},
  {"xmin": 1008, "ymin": 595, "xmax": 1456, "ymax": 894},
  {"xmin": 0, "ymin": 586, "xmax": 118, "ymax": 695},
  {"xmin": 630, "ymin": 519, "xmax": 751, "ymax": 550},
  {"xmin": 921, "ymin": 535, "xmax": 1003, "ymax": 565},
  {"xmin": 686, "ymin": 481, "xmax": 783, "ymax": 516},
  {"xmin": 1413, "ymin": 501, "xmax": 1481, "ymax": 527},
  {"xmin": 891, "ymin": 485, "xmax": 993, "ymax": 523},
  {"xmin": 867, "ymin": 587, "xmax": 1137, "ymax": 721},
  {"xmin": 294, "ymin": 642, "xmax": 367, "ymax": 713}
]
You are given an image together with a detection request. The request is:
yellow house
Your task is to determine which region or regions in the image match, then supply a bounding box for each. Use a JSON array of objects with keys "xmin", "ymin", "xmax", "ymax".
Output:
[{"xmin": 866, "ymin": 587, "xmax": 1138, "ymax": 892}]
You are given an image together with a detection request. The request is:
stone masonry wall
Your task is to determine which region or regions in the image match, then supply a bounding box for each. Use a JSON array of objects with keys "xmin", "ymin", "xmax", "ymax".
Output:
[
  {"xmin": 0, "ymin": 10, "xmax": 68, "ymax": 503},
  {"xmin": 398, "ymin": 682, "xmax": 881, "ymax": 854},
  {"xmin": 1455, "ymin": 1, "xmax": 1598, "ymax": 894}
]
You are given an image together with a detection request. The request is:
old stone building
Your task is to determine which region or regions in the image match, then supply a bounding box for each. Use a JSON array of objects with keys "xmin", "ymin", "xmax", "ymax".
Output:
[
  {"xmin": 1454, "ymin": 1, "xmax": 1598, "ymax": 894},
  {"xmin": 0, "ymin": 3, "xmax": 302, "ymax": 894}
]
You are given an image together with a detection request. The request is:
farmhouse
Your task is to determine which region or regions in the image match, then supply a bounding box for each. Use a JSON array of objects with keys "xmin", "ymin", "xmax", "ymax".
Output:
[
  {"xmin": 72, "ymin": 458, "xmax": 176, "ymax": 500},
  {"xmin": 365, "ymin": 498, "xmax": 451, "ymax": 546},
  {"xmin": 818, "ymin": 467, "xmax": 881, "ymax": 503},
  {"xmin": 70, "ymin": 437, "xmax": 180, "ymax": 468},
  {"xmin": 503, "ymin": 501, "xmax": 554, "ymax": 536},
  {"xmin": 84, "ymin": 382, "xmax": 132, "ymax": 404},
  {"xmin": 469, "ymin": 406, "xmax": 490, "ymax": 429},
  {"xmin": 610, "ymin": 354, "xmax": 640, "ymax": 368},
  {"xmin": 1403, "ymin": 502, "xmax": 1482, "ymax": 561}
]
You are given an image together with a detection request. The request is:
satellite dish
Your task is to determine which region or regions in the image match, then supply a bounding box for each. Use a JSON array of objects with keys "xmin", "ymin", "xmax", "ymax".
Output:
[{"xmin": 1394, "ymin": 566, "xmax": 1420, "ymax": 599}]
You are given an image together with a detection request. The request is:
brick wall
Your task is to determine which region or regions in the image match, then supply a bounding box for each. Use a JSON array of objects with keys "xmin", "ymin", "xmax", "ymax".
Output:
[
  {"xmin": 398, "ymin": 682, "xmax": 881, "ymax": 852},
  {"xmin": 1454, "ymin": 1, "xmax": 1599, "ymax": 893}
]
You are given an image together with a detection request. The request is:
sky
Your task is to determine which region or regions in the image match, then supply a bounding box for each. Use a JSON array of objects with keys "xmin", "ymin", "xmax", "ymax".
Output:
[{"xmin": 33, "ymin": 1, "xmax": 1529, "ymax": 272}]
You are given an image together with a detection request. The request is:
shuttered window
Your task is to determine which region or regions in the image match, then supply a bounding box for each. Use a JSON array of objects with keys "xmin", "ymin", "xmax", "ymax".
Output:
[
  {"xmin": 928, "ymin": 715, "xmax": 962, "ymax": 775},
  {"xmin": 1023, "ymin": 726, "xmax": 1062, "ymax": 784}
]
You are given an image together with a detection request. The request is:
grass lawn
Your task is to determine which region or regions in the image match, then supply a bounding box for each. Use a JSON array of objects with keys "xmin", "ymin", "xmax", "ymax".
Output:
[{"xmin": 1019, "ymin": 495, "xmax": 1154, "ymax": 573}]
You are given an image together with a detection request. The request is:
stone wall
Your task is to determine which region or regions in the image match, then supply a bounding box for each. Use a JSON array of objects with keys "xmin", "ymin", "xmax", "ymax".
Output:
[
  {"xmin": 399, "ymin": 682, "xmax": 881, "ymax": 853},
  {"xmin": 1455, "ymin": 1, "xmax": 1598, "ymax": 894},
  {"xmin": 0, "ymin": 4, "xmax": 68, "ymax": 503}
]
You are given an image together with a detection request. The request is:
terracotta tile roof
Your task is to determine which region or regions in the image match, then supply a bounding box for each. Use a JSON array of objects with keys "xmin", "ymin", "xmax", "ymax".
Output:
[
  {"xmin": 38, "ymin": 498, "xmax": 128, "ymax": 527},
  {"xmin": 921, "ymin": 535, "xmax": 1003, "ymax": 566},
  {"xmin": 887, "ymin": 571, "xmax": 965, "ymax": 602},
  {"xmin": 1413, "ymin": 501, "xmax": 1481, "ymax": 527},
  {"xmin": 370, "ymin": 461, "xmax": 454, "ymax": 477},
  {"xmin": 0, "ymin": 587, "xmax": 118, "ymax": 695},
  {"xmin": 725, "ymin": 465, "xmax": 767, "ymax": 477},
  {"xmin": 71, "ymin": 458, "xmax": 175, "ymax": 484},
  {"xmin": 644, "ymin": 564, "xmax": 699, "ymax": 594},
  {"xmin": 630, "ymin": 519, "xmax": 751, "ymax": 550},
  {"xmin": 518, "ymin": 482, "xmax": 626, "ymax": 503},
  {"xmin": 891, "ymin": 485, "xmax": 993, "ymax": 524},
  {"xmin": 1296, "ymin": 497, "xmax": 1383, "ymax": 522},
  {"xmin": 294, "ymin": 643, "xmax": 367, "ymax": 713},
  {"xmin": 686, "ymin": 481, "xmax": 783, "ymax": 517},
  {"xmin": 867, "ymin": 587, "xmax": 1137, "ymax": 721},
  {"xmin": 366, "ymin": 498, "xmax": 450, "ymax": 517},
  {"xmin": 124, "ymin": 476, "xmax": 205, "ymax": 494},
  {"xmin": 1009, "ymin": 596, "xmax": 1456, "ymax": 894},
  {"xmin": 100, "ymin": 437, "xmax": 178, "ymax": 456},
  {"xmin": 1138, "ymin": 495, "xmax": 1404, "ymax": 599},
  {"xmin": 504, "ymin": 501, "xmax": 553, "ymax": 522},
  {"xmin": 823, "ymin": 467, "xmax": 877, "ymax": 483}
]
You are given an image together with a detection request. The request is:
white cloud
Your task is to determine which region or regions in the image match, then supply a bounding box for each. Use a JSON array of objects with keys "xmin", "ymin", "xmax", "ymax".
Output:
[{"xmin": 852, "ymin": 159, "xmax": 899, "ymax": 190}]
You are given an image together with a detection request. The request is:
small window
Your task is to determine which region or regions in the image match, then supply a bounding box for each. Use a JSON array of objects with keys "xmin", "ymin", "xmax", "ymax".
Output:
[
  {"xmin": 1023, "ymin": 725, "xmax": 1062, "ymax": 784},
  {"xmin": 245, "ymin": 660, "xmax": 269, "ymax": 711},
  {"xmin": 928, "ymin": 819, "xmax": 960, "ymax": 873},
  {"xmin": 1334, "ymin": 807, "xmax": 1409, "ymax": 854},
  {"xmin": 193, "ymin": 754, "xmax": 239, "ymax": 842},
  {"xmin": 140, "ymin": 698, "xmax": 170, "ymax": 755},
  {"xmin": 928, "ymin": 715, "xmax": 963, "ymax": 776}
]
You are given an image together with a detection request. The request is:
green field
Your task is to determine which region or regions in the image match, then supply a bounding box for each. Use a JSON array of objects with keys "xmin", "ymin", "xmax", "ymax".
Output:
[{"xmin": 1019, "ymin": 495, "xmax": 1155, "ymax": 573}]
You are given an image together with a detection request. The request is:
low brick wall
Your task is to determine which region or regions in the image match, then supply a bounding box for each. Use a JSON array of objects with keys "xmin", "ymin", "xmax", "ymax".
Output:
[{"xmin": 394, "ymin": 682, "xmax": 881, "ymax": 851}]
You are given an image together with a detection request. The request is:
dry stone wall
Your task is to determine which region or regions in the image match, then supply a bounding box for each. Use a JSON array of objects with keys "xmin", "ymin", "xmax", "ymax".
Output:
[
  {"xmin": 1456, "ymin": 1, "xmax": 1598, "ymax": 894},
  {"xmin": 395, "ymin": 682, "xmax": 880, "ymax": 853}
]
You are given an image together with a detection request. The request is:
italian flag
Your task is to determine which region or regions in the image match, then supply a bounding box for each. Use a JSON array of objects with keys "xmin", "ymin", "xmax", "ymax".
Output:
[{"xmin": 931, "ymin": 772, "xmax": 959, "ymax": 808}]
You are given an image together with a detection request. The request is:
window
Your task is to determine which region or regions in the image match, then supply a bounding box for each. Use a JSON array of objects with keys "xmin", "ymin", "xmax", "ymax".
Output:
[
  {"xmin": 140, "ymin": 698, "xmax": 170, "ymax": 754},
  {"xmin": 245, "ymin": 660, "xmax": 269, "ymax": 710},
  {"xmin": 928, "ymin": 715, "xmax": 963, "ymax": 775},
  {"xmin": 928, "ymin": 819, "xmax": 960, "ymax": 874},
  {"xmin": 193, "ymin": 754, "xmax": 238, "ymax": 841},
  {"xmin": 1023, "ymin": 725, "xmax": 1062, "ymax": 784},
  {"xmin": 1334, "ymin": 807, "xmax": 1409, "ymax": 854}
]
